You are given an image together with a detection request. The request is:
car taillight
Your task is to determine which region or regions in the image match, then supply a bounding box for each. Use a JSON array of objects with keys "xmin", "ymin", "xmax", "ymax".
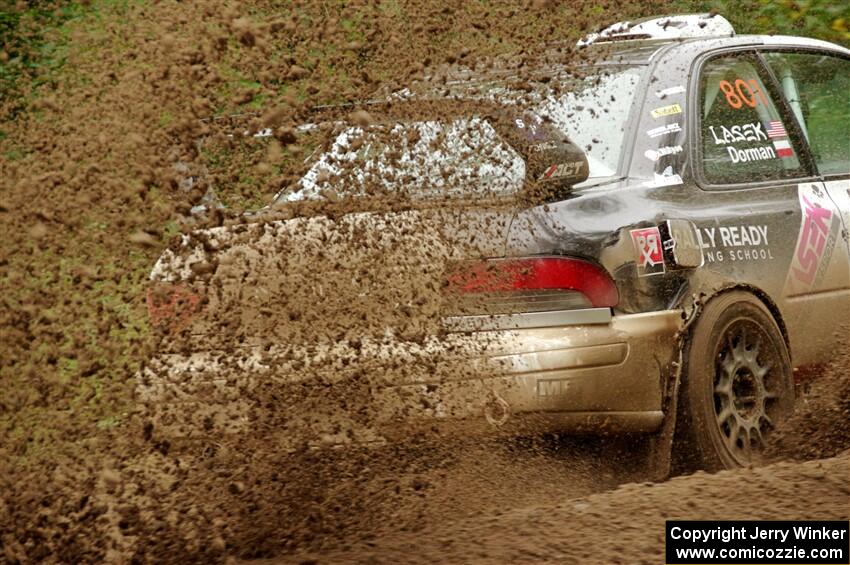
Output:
[
  {"xmin": 445, "ymin": 257, "xmax": 618, "ymax": 314},
  {"xmin": 146, "ymin": 282, "xmax": 203, "ymax": 332}
]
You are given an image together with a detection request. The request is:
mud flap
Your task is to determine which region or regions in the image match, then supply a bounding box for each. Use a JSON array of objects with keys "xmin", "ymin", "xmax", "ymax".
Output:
[
  {"xmin": 646, "ymin": 298, "xmax": 701, "ymax": 481},
  {"xmin": 645, "ymin": 357, "xmax": 682, "ymax": 481}
]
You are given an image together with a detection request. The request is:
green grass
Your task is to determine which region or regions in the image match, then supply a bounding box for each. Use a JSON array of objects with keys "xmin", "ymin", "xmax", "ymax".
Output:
[{"xmin": 0, "ymin": 2, "xmax": 89, "ymax": 105}]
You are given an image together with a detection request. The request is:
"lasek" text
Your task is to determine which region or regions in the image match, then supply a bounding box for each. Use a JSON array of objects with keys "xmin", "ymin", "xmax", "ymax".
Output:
[{"xmin": 708, "ymin": 122, "xmax": 767, "ymax": 145}]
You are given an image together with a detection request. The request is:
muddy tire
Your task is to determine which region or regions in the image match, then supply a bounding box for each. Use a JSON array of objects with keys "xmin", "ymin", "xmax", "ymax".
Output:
[{"xmin": 677, "ymin": 291, "xmax": 794, "ymax": 471}]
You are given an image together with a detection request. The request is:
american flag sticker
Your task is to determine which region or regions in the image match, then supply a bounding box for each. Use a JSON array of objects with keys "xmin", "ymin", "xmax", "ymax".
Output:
[
  {"xmin": 773, "ymin": 139, "xmax": 793, "ymax": 158},
  {"xmin": 765, "ymin": 121, "xmax": 787, "ymax": 139}
]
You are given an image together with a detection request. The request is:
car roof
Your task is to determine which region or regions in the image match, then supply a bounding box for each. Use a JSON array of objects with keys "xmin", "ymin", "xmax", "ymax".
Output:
[
  {"xmin": 583, "ymin": 34, "xmax": 850, "ymax": 66},
  {"xmin": 576, "ymin": 13, "xmax": 850, "ymax": 62},
  {"xmin": 738, "ymin": 34, "xmax": 850, "ymax": 55}
]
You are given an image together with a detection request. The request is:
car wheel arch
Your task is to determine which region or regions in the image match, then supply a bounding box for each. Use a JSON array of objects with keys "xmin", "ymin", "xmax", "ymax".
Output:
[{"xmin": 678, "ymin": 283, "xmax": 791, "ymax": 357}]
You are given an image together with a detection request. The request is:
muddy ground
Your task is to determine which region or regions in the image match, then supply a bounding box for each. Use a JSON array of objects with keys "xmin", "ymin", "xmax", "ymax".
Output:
[
  {"xmin": 279, "ymin": 454, "xmax": 850, "ymax": 564},
  {"xmin": 1, "ymin": 1, "xmax": 849, "ymax": 563},
  {"xmin": 271, "ymin": 354, "xmax": 850, "ymax": 564}
]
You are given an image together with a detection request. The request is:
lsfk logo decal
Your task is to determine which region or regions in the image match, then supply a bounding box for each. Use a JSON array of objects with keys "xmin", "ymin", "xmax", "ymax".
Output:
[
  {"xmin": 631, "ymin": 227, "xmax": 665, "ymax": 277},
  {"xmin": 784, "ymin": 184, "xmax": 840, "ymax": 296}
]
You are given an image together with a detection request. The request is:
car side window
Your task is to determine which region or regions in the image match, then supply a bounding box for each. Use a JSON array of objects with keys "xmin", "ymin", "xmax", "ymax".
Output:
[
  {"xmin": 699, "ymin": 54, "xmax": 807, "ymax": 185},
  {"xmin": 762, "ymin": 51, "xmax": 850, "ymax": 177}
]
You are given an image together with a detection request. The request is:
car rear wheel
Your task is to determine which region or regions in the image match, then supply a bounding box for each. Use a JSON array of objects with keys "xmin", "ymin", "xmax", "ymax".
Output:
[{"xmin": 677, "ymin": 291, "xmax": 794, "ymax": 471}]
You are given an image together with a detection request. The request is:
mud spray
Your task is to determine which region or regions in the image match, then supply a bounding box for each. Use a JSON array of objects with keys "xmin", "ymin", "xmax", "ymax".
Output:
[{"xmin": 0, "ymin": 1, "xmax": 847, "ymax": 563}]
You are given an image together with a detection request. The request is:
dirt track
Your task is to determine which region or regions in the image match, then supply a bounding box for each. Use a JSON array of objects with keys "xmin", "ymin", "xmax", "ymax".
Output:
[
  {"xmin": 255, "ymin": 353, "xmax": 850, "ymax": 563},
  {"xmin": 275, "ymin": 452, "xmax": 850, "ymax": 564}
]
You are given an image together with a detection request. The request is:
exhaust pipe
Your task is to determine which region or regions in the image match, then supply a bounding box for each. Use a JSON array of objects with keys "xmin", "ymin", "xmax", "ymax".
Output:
[{"xmin": 484, "ymin": 391, "xmax": 511, "ymax": 427}]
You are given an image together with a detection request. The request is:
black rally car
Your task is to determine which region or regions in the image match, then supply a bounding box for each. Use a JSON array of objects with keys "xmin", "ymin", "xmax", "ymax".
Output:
[{"xmin": 146, "ymin": 14, "xmax": 850, "ymax": 471}]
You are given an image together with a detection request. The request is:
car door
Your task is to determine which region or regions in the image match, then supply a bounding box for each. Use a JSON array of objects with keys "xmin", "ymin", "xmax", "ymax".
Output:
[
  {"xmin": 687, "ymin": 48, "xmax": 846, "ymax": 367},
  {"xmin": 761, "ymin": 50, "xmax": 850, "ymax": 264},
  {"xmin": 760, "ymin": 47, "xmax": 850, "ymax": 362}
]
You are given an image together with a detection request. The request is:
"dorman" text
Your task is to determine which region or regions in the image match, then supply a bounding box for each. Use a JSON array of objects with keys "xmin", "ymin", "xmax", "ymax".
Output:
[{"xmin": 727, "ymin": 145, "xmax": 776, "ymax": 164}]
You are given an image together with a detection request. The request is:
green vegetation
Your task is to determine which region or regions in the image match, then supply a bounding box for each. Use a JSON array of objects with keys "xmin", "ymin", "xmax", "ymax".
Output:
[
  {"xmin": 696, "ymin": 0, "xmax": 849, "ymax": 46},
  {"xmin": 0, "ymin": 1, "xmax": 86, "ymax": 105}
]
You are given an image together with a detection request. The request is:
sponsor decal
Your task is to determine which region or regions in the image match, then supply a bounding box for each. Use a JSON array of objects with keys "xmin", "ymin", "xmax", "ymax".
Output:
[
  {"xmin": 515, "ymin": 113, "xmax": 549, "ymax": 141},
  {"xmin": 651, "ymin": 103, "xmax": 683, "ymax": 118},
  {"xmin": 647, "ymin": 123, "xmax": 682, "ymax": 138},
  {"xmin": 727, "ymin": 144, "xmax": 776, "ymax": 164},
  {"xmin": 642, "ymin": 172, "xmax": 684, "ymax": 188},
  {"xmin": 708, "ymin": 122, "xmax": 768, "ymax": 145},
  {"xmin": 696, "ymin": 224, "xmax": 774, "ymax": 263},
  {"xmin": 631, "ymin": 226, "xmax": 665, "ymax": 276},
  {"xmin": 644, "ymin": 145, "xmax": 683, "ymax": 162},
  {"xmin": 540, "ymin": 161, "xmax": 583, "ymax": 180},
  {"xmin": 772, "ymin": 138, "xmax": 794, "ymax": 158},
  {"xmin": 528, "ymin": 140, "xmax": 559, "ymax": 152},
  {"xmin": 765, "ymin": 120, "xmax": 787, "ymax": 139},
  {"xmin": 655, "ymin": 85, "xmax": 686, "ymax": 99},
  {"xmin": 719, "ymin": 78, "xmax": 770, "ymax": 110},
  {"xmin": 785, "ymin": 184, "xmax": 840, "ymax": 295}
]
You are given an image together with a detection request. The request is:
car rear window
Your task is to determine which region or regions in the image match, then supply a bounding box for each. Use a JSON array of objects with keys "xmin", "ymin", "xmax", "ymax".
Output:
[
  {"xmin": 538, "ymin": 67, "xmax": 642, "ymax": 179},
  {"xmin": 280, "ymin": 117, "xmax": 526, "ymax": 203},
  {"xmin": 277, "ymin": 66, "xmax": 643, "ymax": 203}
]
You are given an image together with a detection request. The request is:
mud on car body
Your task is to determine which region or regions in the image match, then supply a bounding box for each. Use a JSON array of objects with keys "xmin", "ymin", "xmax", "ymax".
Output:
[{"xmin": 142, "ymin": 14, "xmax": 850, "ymax": 471}]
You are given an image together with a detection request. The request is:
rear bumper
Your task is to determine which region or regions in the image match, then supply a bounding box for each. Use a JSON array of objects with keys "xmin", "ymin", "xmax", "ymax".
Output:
[
  {"xmin": 138, "ymin": 309, "xmax": 684, "ymax": 438},
  {"xmin": 374, "ymin": 309, "xmax": 683, "ymax": 435}
]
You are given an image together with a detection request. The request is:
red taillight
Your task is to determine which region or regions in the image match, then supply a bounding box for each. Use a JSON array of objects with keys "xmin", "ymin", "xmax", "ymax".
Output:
[
  {"xmin": 446, "ymin": 257, "xmax": 618, "ymax": 308},
  {"xmin": 146, "ymin": 283, "xmax": 203, "ymax": 332}
]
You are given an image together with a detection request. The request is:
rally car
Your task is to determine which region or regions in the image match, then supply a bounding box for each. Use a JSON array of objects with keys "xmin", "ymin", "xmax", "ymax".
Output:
[{"xmin": 142, "ymin": 14, "xmax": 850, "ymax": 472}]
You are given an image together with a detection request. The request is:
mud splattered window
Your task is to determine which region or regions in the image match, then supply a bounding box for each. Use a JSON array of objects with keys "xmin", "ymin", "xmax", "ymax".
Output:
[
  {"xmin": 763, "ymin": 52, "xmax": 850, "ymax": 177},
  {"xmin": 699, "ymin": 54, "xmax": 807, "ymax": 185},
  {"xmin": 281, "ymin": 118, "xmax": 526, "ymax": 202},
  {"xmin": 540, "ymin": 67, "xmax": 642, "ymax": 180}
]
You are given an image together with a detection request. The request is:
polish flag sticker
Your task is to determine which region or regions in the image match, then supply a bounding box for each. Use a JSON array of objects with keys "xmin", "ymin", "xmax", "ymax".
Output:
[{"xmin": 773, "ymin": 139, "xmax": 794, "ymax": 158}]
